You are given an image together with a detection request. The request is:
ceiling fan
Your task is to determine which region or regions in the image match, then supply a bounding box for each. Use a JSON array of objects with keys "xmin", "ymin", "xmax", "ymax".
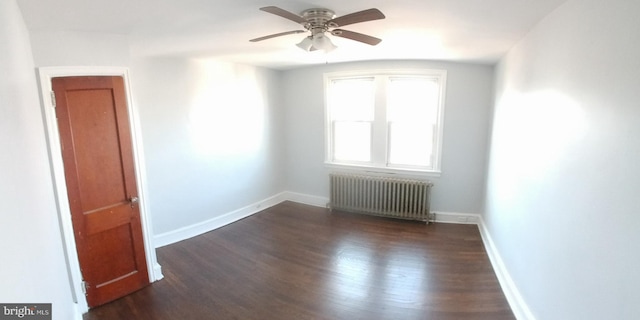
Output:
[{"xmin": 250, "ymin": 6, "xmax": 385, "ymax": 52}]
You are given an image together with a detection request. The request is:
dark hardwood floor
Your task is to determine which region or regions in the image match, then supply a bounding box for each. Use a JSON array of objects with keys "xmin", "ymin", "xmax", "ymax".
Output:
[{"xmin": 84, "ymin": 201, "xmax": 514, "ymax": 320}]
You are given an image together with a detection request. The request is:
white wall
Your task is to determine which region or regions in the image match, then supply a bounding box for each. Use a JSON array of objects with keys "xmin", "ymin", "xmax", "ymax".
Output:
[
  {"xmin": 130, "ymin": 57, "xmax": 286, "ymax": 235},
  {"xmin": 29, "ymin": 30, "xmax": 130, "ymax": 67},
  {"xmin": 485, "ymin": 0, "xmax": 640, "ymax": 318},
  {"xmin": 22, "ymin": 11, "xmax": 286, "ymax": 310},
  {"xmin": 25, "ymin": 21, "xmax": 287, "ymax": 242},
  {"xmin": 0, "ymin": 1, "xmax": 77, "ymax": 319},
  {"xmin": 283, "ymin": 60, "xmax": 494, "ymax": 214}
]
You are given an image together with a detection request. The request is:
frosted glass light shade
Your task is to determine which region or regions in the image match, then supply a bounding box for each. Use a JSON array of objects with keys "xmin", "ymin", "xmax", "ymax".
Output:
[
  {"xmin": 296, "ymin": 36, "xmax": 314, "ymax": 51},
  {"xmin": 312, "ymin": 33, "xmax": 337, "ymax": 52}
]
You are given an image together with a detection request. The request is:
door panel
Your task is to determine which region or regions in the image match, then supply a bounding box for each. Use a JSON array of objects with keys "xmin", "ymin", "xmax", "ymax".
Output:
[
  {"xmin": 52, "ymin": 76, "xmax": 149, "ymax": 308},
  {"xmin": 67, "ymin": 88, "xmax": 127, "ymax": 209}
]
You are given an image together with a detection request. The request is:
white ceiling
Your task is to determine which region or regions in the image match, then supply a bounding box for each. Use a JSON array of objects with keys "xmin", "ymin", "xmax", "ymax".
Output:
[{"xmin": 17, "ymin": 0, "xmax": 567, "ymax": 69}]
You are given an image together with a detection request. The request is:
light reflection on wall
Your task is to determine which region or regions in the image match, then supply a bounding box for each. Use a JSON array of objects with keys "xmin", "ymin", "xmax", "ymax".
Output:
[
  {"xmin": 188, "ymin": 59, "xmax": 265, "ymax": 156},
  {"xmin": 494, "ymin": 90, "xmax": 586, "ymax": 175},
  {"xmin": 491, "ymin": 90, "xmax": 586, "ymax": 202}
]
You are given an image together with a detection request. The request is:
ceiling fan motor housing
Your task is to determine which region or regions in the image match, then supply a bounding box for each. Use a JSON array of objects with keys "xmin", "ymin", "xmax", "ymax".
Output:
[{"xmin": 300, "ymin": 8, "xmax": 337, "ymax": 34}]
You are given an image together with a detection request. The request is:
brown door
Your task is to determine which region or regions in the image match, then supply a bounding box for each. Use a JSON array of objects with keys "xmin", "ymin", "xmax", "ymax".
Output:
[{"xmin": 52, "ymin": 76, "xmax": 149, "ymax": 308}]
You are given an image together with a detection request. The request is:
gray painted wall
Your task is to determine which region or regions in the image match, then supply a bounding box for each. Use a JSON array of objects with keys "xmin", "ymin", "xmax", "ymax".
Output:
[
  {"xmin": 26, "ymin": 28, "xmax": 288, "ymax": 242},
  {"xmin": 282, "ymin": 60, "xmax": 494, "ymax": 214},
  {"xmin": 130, "ymin": 57, "xmax": 286, "ymax": 235},
  {"xmin": 485, "ymin": 0, "xmax": 640, "ymax": 318},
  {"xmin": 16, "ymin": 0, "xmax": 640, "ymax": 318}
]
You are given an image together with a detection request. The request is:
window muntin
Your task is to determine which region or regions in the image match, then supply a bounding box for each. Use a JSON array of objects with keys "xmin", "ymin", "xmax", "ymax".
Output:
[{"xmin": 325, "ymin": 70, "xmax": 446, "ymax": 174}]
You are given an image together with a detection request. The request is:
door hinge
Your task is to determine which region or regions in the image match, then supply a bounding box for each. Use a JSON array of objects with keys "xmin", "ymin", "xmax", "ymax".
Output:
[
  {"xmin": 50, "ymin": 91, "xmax": 56, "ymax": 108},
  {"xmin": 81, "ymin": 281, "xmax": 88, "ymax": 295}
]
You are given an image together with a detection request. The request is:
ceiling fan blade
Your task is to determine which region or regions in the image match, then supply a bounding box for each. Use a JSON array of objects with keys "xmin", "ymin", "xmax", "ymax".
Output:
[
  {"xmin": 250, "ymin": 30, "xmax": 306, "ymax": 42},
  {"xmin": 327, "ymin": 8, "xmax": 385, "ymax": 27},
  {"xmin": 260, "ymin": 6, "xmax": 307, "ymax": 24},
  {"xmin": 331, "ymin": 29, "xmax": 382, "ymax": 46}
]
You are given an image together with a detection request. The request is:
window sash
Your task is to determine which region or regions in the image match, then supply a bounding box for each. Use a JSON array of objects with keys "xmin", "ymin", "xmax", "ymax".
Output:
[
  {"xmin": 332, "ymin": 121, "xmax": 372, "ymax": 163},
  {"xmin": 325, "ymin": 70, "xmax": 446, "ymax": 174},
  {"xmin": 387, "ymin": 122, "xmax": 435, "ymax": 168}
]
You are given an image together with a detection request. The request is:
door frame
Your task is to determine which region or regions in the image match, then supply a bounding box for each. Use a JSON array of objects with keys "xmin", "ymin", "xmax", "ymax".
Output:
[{"xmin": 37, "ymin": 66, "xmax": 163, "ymax": 314}]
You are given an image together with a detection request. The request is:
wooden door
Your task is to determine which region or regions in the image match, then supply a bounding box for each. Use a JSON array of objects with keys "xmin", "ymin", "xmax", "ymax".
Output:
[{"xmin": 52, "ymin": 76, "xmax": 149, "ymax": 308}]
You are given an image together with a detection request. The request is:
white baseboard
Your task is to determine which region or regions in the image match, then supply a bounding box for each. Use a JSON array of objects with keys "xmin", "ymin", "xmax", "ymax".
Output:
[
  {"xmin": 151, "ymin": 192, "xmax": 532, "ymax": 320},
  {"xmin": 152, "ymin": 262, "xmax": 164, "ymax": 281},
  {"xmin": 282, "ymin": 191, "xmax": 329, "ymax": 208},
  {"xmin": 154, "ymin": 192, "xmax": 288, "ymax": 247},
  {"xmin": 73, "ymin": 302, "xmax": 85, "ymax": 320},
  {"xmin": 477, "ymin": 216, "xmax": 535, "ymax": 320},
  {"xmin": 435, "ymin": 211, "xmax": 534, "ymax": 320},
  {"xmin": 431, "ymin": 211, "xmax": 481, "ymax": 224}
]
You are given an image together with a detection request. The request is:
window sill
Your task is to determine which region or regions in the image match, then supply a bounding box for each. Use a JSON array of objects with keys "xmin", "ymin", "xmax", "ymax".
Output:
[{"xmin": 324, "ymin": 162, "xmax": 441, "ymax": 178}]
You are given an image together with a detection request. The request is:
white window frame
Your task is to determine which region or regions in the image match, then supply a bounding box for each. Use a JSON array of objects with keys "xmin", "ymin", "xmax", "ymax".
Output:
[{"xmin": 324, "ymin": 69, "xmax": 447, "ymax": 177}]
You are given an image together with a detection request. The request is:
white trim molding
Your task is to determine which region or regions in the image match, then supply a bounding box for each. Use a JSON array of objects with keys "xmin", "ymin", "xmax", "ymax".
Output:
[
  {"xmin": 434, "ymin": 211, "xmax": 534, "ymax": 319},
  {"xmin": 323, "ymin": 69, "xmax": 447, "ymax": 174},
  {"xmin": 154, "ymin": 193, "xmax": 289, "ymax": 247},
  {"xmin": 477, "ymin": 216, "xmax": 536, "ymax": 320},
  {"xmin": 431, "ymin": 211, "xmax": 481, "ymax": 224},
  {"xmin": 154, "ymin": 192, "xmax": 330, "ymax": 247},
  {"xmin": 152, "ymin": 191, "xmax": 532, "ymax": 320},
  {"xmin": 37, "ymin": 66, "xmax": 163, "ymax": 314},
  {"xmin": 283, "ymin": 192, "xmax": 330, "ymax": 208}
]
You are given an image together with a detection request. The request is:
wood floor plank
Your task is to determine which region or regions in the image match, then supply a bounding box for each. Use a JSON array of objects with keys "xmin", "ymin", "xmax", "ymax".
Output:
[{"xmin": 84, "ymin": 201, "xmax": 514, "ymax": 320}]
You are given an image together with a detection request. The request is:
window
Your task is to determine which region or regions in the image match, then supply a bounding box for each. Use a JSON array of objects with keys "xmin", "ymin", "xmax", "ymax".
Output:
[{"xmin": 324, "ymin": 70, "xmax": 447, "ymax": 174}]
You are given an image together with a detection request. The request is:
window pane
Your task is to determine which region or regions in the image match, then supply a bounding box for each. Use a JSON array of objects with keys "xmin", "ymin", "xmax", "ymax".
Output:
[
  {"xmin": 329, "ymin": 78, "xmax": 375, "ymax": 121},
  {"xmin": 388, "ymin": 122, "xmax": 433, "ymax": 167},
  {"xmin": 333, "ymin": 121, "xmax": 371, "ymax": 162},
  {"xmin": 387, "ymin": 77, "xmax": 439, "ymax": 122},
  {"xmin": 326, "ymin": 71, "xmax": 446, "ymax": 172}
]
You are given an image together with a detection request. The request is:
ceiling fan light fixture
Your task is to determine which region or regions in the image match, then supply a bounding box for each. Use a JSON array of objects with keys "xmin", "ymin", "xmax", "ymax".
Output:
[
  {"xmin": 311, "ymin": 33, "xmax": 337, "ymax": 52},
  {"xmin": 296, "ymin": 36, "xmax": 314, "ymax": 51},
  {"xmin": 252, "ymin": 6, "xmax": 385, "ymax": 52}
]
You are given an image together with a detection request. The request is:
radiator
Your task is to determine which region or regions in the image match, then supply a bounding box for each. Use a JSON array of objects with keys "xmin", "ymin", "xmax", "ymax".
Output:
[{"xmin": 329, "ymin": 173, "xmax": 433, "ymax": 222}]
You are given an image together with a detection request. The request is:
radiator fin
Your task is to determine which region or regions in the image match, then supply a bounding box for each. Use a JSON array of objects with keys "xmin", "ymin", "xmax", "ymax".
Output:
[{"xmin": 329, "ymin": 173, "xmax": 433, "ymax": 222}]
